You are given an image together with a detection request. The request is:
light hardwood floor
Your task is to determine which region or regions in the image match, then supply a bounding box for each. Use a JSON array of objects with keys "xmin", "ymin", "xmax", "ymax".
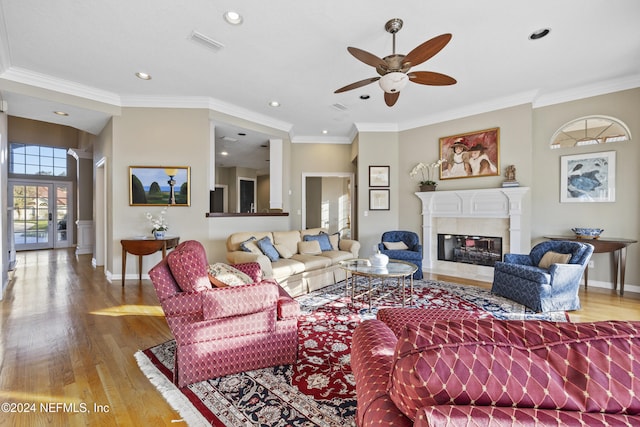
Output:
[{"xmin": 1, "ymin": 249, "xmax": 639, "ymax": 426}]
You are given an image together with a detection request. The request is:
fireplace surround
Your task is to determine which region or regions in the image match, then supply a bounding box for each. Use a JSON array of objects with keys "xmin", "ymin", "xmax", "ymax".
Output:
[{"xmin": 416, "ymin": 187, "xmax": 529, "ymax": 280}]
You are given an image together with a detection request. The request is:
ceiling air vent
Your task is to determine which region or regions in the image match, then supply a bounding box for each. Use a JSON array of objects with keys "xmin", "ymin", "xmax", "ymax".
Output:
[
  {"xmin": 190, "ymin": 30, "xmax": 225, "ymax": 52},
  {"xmin": 331, "ymin": 103, "xmax": 348, "ymax": 111}
]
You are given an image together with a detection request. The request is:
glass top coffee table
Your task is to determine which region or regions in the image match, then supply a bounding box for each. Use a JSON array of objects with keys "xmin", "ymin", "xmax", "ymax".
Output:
[{"xmin": 339, "ymin": 259, "xmax": 418, "ymax": 309}]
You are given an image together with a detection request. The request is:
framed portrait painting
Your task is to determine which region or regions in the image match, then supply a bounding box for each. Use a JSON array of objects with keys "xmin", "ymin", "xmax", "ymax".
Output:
[
  {"xmin": 560, "ymin": 151, "xmax": 615, "ymax": 203},
  {"xmin": 129, "ymin": 166, "xmax": 191, "ymax": 206},
  {"xmin": 439, "ymin": 127, "xmax": 500, "ymax": 180}
]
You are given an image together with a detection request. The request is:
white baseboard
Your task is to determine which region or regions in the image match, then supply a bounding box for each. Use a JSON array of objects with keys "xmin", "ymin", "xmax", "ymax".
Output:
[{"xmin": 424, "ymin": 268, "xmax": 639, "ymax": 295}]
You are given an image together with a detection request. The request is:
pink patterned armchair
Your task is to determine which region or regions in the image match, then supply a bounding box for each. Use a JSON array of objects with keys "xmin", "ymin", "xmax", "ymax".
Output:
[{"xmin": 149, "ymin": 240, "xmax": 299, "ymax": 387}]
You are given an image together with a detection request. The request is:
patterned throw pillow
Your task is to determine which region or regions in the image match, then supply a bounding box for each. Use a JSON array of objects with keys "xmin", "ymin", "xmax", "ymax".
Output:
[
  {"xmin": 538, "ymin": 251, "xmax": 571, "ymax": 269},
  {"xmin": 303, "ymin": 233, "xmax": 333, "ymax": 251},
  {"xmin": 167, "ymin": 242, "xmax": 210, "ymax": 292},
  {"xmin": 207, "ymin": 263, "xmax": 253, "ymax": 287}
]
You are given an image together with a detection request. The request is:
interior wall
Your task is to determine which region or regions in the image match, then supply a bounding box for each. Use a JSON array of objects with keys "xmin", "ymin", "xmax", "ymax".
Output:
[
  {"xmin": 357, "ymin": 131, "xmax": 400, "ymax": 257},
  {"xmin": 305, "ymin": 177, "xmax": 322, "ymax": 228},
  {"xmin": 110, "ymin": 107, "xmax": 211, "ymax": 278},
  {"xmin": 398, "ymin": 104, "xmax": 534, "ymax": 253},
  {"xmin": 532, "ymin": 88, "xmax": 640, "ymax": 286}
]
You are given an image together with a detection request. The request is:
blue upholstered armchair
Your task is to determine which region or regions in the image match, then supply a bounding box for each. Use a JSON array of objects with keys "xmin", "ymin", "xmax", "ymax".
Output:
[
  {"xmin": 378, "ymin": 230, "xmax": 423, "ymax": 279},
  {"xmin": 491, "ymin": 240, "xmax": 594, "ymax": 312}
]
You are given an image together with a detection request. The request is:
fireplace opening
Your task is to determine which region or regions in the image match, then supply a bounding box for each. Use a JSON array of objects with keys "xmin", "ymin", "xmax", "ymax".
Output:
[{"xmin": 437, "ymin": 234, "xmax": 502, "ymax": 267}]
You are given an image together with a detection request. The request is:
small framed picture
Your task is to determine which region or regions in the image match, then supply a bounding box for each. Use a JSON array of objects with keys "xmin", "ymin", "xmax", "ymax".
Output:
[
  {"xmin": 369, "ymin": 165, "xmax": 390, "ymax": 187},
  {"xmin": 369, "ymin": 189, "xmax": 390, "ymax": 210},
  {"xmin": 560, "ymin": 151, "xmax": 615, "ymax": 203}
]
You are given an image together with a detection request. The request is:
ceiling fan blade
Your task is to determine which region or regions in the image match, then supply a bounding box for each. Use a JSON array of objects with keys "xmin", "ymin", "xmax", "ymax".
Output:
[
  {"xmin": 408, "ymin": 71, "xmax": 457, "ymax": 86},
  {"xmin": 403, "ymin": 33, "xmax": 452, "ymax": 68},
  {"xmin": 384, "ymin": 91, "xmax": 400, "ymax": 107},
  {"xmin": 347, "ymin": 46, "xmax": 387, "ymax": 68},
  {"xmin": 334, "ymin": 77, "xmax": 380, "ymax": 93}
]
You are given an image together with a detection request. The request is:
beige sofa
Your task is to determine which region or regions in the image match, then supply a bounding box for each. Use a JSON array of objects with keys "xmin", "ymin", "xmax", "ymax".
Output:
[{"xmin": 226, "ymin": 228, "xmax": 360, "ymax": 297}]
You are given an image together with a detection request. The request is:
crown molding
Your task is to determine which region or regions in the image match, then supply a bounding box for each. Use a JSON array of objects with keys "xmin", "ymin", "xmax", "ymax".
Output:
[
  {"xmin": 1, "ymin": 67, "xmax": 122, "ymax": 105},
  {"xmin": 354, "ymin": 122, "xmax": 399, "ymax": 133},
  {"xmin": 398, "ymin": 90, "xmax": 539, "ymax": 131},
  {"xmin": 291, "ymin": 135, "xmax": 352, "ymax": 144},
  {"xmin": 532, "ymin": 74, "xmax": 640, "ymax": 108}
]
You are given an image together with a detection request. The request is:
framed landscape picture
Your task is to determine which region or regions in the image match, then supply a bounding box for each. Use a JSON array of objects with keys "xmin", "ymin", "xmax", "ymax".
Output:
[
  {"xmin": 560, "ymin": 151, "xmax": 615, "ymax": 203},
  {"xmin": 439, "ymin": 127, "xmax": 500, "ymax": 180},
  {"xmin": 129, "ymin": 166, "xmax": 191, "ymax": 206}
]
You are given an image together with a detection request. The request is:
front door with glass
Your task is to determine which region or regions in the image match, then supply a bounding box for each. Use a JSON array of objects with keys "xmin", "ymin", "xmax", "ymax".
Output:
[{"xmin": 10, "ymin": 180, "xmax": 73, "ymax": 250}]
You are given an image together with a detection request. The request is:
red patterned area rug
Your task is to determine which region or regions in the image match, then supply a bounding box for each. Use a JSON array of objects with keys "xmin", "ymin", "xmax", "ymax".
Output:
[{"xmin": 135, "ymin": 279, "xmax": 568, "ymax": 426}]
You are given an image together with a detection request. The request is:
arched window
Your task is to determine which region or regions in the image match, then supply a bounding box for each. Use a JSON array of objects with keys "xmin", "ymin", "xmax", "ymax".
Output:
[{"xmin": 550, "ymin": 115, "xmax": 631, "ymax": 149}]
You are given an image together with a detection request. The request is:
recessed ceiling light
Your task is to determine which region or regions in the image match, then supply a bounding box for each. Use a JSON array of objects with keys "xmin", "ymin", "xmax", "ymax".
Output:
[
  {"xmin": 135, "ymin": 72, "xmax": 152, "ymax": 80},
  {"xmin": 269, "ymin": 101, "xmax": 280, "ymax": 107},
  {"xmin": 220, "ymin": 151, "xmax": 228, "ymax": 156},
  {"xmin": 529, "ymin": 28, "xmax": 551, "ymax": 40},
  {"xmin": 322, "ymin": 130, "xmax": 329, "ymax": 134},
  {"xmin": 224, "ymin": 11, "xmax": 243, "ymax": 25},
  {"xmin": 53, "ymin": 111, "xmax": 69, "ymax": 116}
]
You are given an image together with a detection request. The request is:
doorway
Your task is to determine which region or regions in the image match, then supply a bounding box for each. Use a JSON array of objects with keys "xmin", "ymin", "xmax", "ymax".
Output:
[
  {"xmin": 302, "ymin": 173, "xmax": 354, "ymax": 238},
  {"xmin": 9, "ymin": 180, "xmax": 73, "ymax": 250},
  {"xmin": 238, "ymin": 178, "xmax": 256, "ymax": 213}
]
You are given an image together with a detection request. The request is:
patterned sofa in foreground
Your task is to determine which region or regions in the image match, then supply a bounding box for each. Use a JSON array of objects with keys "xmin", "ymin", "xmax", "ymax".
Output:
[{"xmin": 351, "ymin": 308, "xmax": 640, "ymax": 426}]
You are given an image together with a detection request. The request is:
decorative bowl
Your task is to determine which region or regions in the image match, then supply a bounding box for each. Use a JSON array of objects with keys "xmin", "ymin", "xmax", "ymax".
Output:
[
  {"xmin": 571, "ymin": 228, "xmax": 603, "ymax": 239},
  {"xmin": 369, "ymin": 252, "xmax": 389, "ymax": 268}
]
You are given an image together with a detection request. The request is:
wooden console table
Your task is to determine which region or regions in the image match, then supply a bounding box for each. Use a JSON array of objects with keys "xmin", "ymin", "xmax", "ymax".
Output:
[
  {"xmin": 544, "ymin": 236, "xmax": 637, "ymax": 295},
  {"xmin": 121, "ymin": 236, "xmax": 180, "ymax": 286}
]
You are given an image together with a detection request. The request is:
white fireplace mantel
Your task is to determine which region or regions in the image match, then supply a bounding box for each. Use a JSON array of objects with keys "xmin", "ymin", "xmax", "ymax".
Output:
[{"xmin": 415, "ymin": 187, "xmax": 530, "ymax": 275}]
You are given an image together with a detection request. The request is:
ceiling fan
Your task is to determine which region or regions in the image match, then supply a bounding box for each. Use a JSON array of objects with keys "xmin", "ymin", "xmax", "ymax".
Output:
[{"xmin": 334, "ymin": 18, "xmax": 457, "ymax": 107}]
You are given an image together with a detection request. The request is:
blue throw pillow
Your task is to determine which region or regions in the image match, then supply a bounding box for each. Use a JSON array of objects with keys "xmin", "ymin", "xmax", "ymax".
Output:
[
  {"xmin": 304, "ymin": 234, "xmax": 333, "ymax": 251},
  {"xmin": 257, "ymin": 236, "xmax": 280, "ymax": 262}
]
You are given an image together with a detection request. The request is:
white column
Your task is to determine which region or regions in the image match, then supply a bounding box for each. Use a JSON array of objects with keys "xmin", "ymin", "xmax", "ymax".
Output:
[
  {"xmin": 209, "ymin": 121, "xmax": 216, "ymax": 190},
  {"xmin": 416, "ymin": 192, "xmax": 436, "ymax": 268},
  {"xmin": 269, "ymin": 138, "xmax": 283, "ymax": 210}
]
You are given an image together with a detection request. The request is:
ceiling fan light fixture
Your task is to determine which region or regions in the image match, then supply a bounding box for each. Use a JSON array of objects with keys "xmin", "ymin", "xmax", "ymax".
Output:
[{"xmin": 379, "ymin": 72, "xmax": 408, "ymax": 93}]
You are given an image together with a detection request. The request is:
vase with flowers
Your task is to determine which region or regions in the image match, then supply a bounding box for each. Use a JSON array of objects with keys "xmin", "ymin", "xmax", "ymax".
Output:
[
  {"xmin": 410, "ymin": 160, "xmax": 443, "ymax": 191},
  {"xmin": 146, "ymin": 207, "xmax": 169, "ymax": 239}
]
